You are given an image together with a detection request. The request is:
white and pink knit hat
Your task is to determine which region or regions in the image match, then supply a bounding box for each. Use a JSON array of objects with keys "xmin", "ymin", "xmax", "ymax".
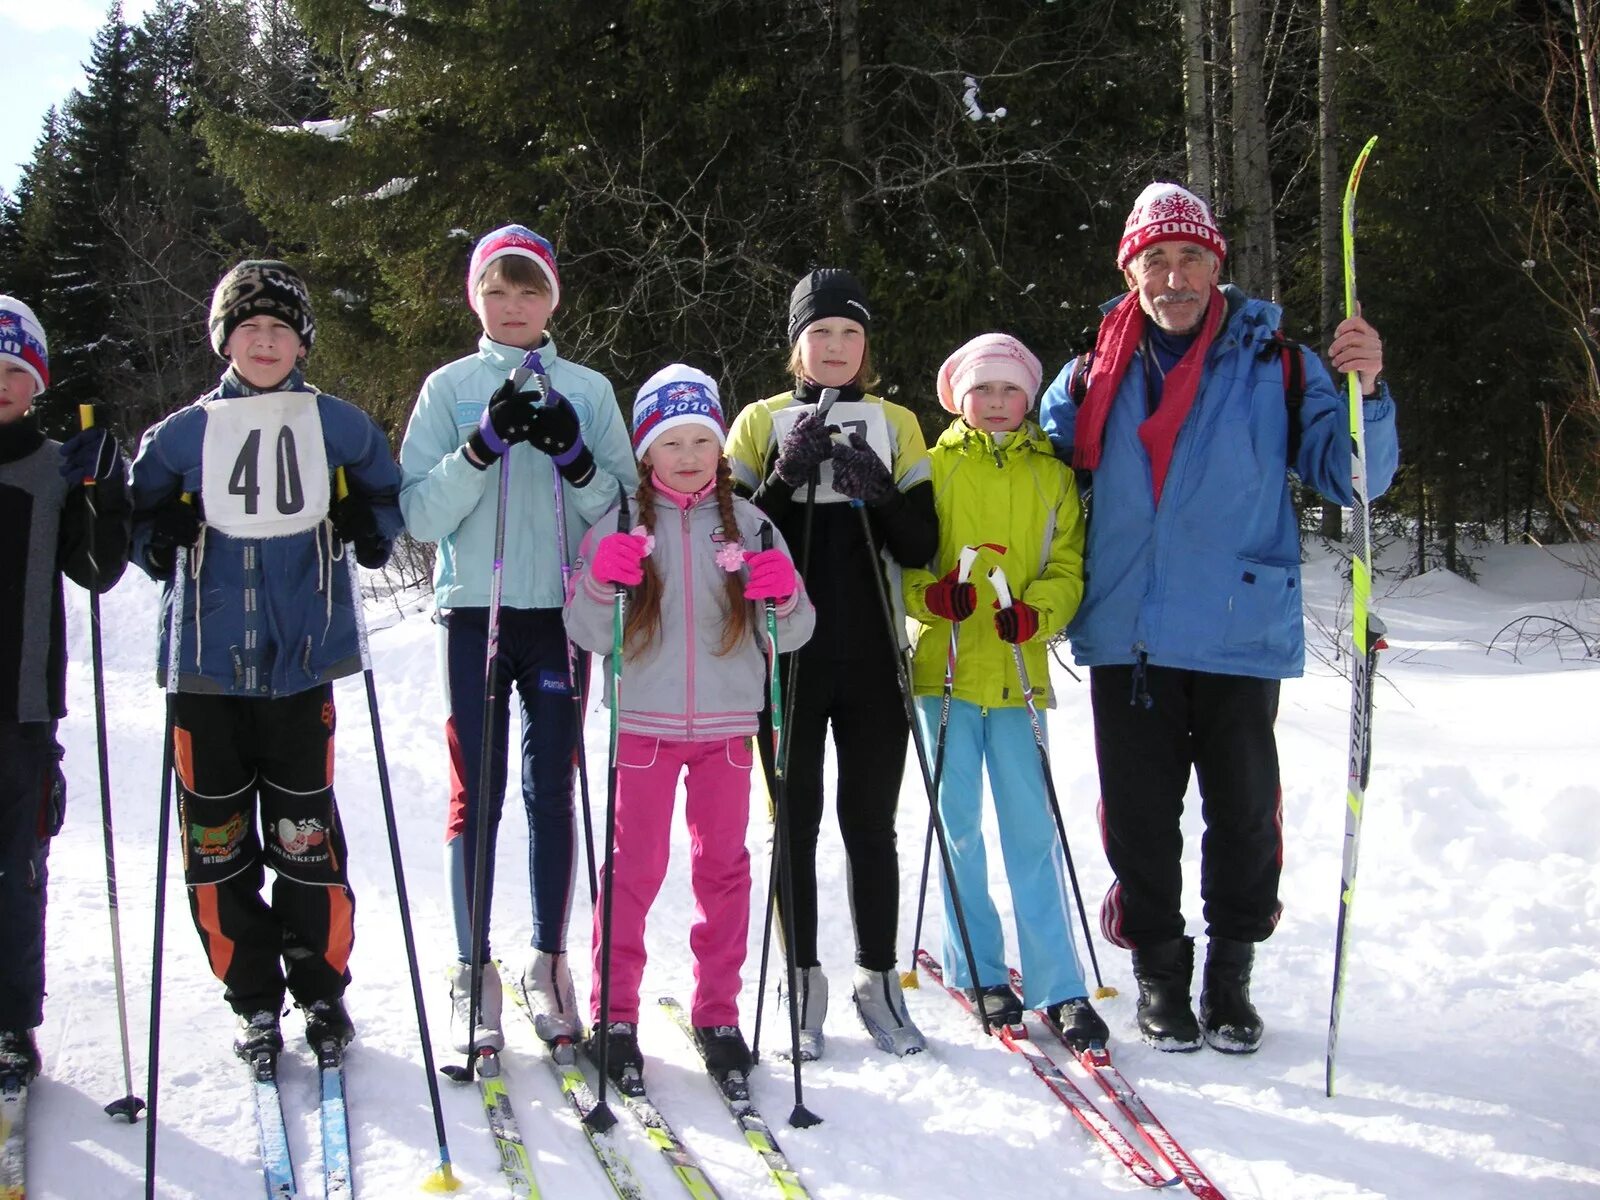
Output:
[
  {"xmin": 1115, "ymin": 183, "xmax": 1227, "ymax": 271},
  {"xmin": 467, "ymin": 225, "xmax": 561, "ymax": 313},
  {"xmin": 936, "ymin": 333, "xmax": 1042, "ymax": 414}
]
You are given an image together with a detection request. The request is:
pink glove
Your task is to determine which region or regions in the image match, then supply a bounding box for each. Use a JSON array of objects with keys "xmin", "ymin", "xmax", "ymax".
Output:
[
  {"xmin": 743, "ymin": 548, "xmax": 798, "ymax": 602},
  {"xmin": 590, "ymin": 531, "xmax": 650, "ymax": 586}
]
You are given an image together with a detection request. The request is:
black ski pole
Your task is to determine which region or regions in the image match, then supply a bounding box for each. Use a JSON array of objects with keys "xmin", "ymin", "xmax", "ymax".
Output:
[
  {"xmin": 144, "ymin": 496, "xmax": 190, "ymax": 1198},
  {"xmin": 335, "ymin": 470, "xmax": 459, "ymax": 1189},
  {"xmin": 755, "ymin": 522, "xmax": 821, "ymax": 1127},
  {"xmin": 752, "ymin": 387, "xmax": 838, "ymax": 1058},
  {"xmin": 902, "ymin": 544, "xmax": 979, "ymax": 990},
  {"xmin": 77, "ymin": 405, "xmax": 144, "ymax": 1122},
  {"xmin": 987, "ymin": 566, "xmax": 1112, "ymax": 999},
  {"xmin": 586, "ymin": 495, "xmax": 631, "ymax": 1133},
  {"xmin": 850, "ymin": 499, "xmax": 991, "ymax": 1035}
]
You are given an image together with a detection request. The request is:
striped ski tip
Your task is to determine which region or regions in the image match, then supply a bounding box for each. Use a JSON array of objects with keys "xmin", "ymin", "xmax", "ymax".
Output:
[{"xmin": 420, "ymin": 1162, "xmax": 462, "ymax": 1192}]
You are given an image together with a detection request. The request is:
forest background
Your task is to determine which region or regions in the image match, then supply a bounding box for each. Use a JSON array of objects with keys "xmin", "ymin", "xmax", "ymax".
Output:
[{"xmin": 3, "ymin": 0, "xmax": 1599, "ymax": 586}]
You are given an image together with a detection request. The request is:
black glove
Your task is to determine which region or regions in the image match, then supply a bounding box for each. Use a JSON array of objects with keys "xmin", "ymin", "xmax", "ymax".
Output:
[
  {"xmin": 466, "ymin": 377, "xmax": 543, "ymax": 467},
  {"xmin": 830, "ymin": 433, "xmax": 898, "ymax": 505},
  {"xmin": 58, "ymin": 427, "xmax": 123, "ymax": 485},
  {"xmin": 525, "ymin": 385, "xmax": 595, "ymax": 486},
  {"xmin": 466, "ymin": 379, "xmax": 594, "ymax": 485},
  {"xmin": 773, "ymin": 412, "xmax": 835, "ymax": 488},
  {"xmin": 331, "ymin": 491, "xmax": 391, "ymax": 569},
  {"xmin": 145, "ymin": 496, "xmax": 202, "ymax": 575}
]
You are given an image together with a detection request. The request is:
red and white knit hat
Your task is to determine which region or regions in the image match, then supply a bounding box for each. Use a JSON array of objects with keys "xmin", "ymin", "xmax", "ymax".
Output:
[
  {"xmin": 467, "ymin": 225, "xmax": 561, "ymax": 314},
  {"xmin": 1116, "ymin": 183, "xmax": 1227, "ymax": 271},
  {"xmin": 936, "ymin": 333, "xmax": 1042, "ymax": 414},
  {"xmin": 0, "ymin": 295, "xmax": 49, "ymax": 393}
]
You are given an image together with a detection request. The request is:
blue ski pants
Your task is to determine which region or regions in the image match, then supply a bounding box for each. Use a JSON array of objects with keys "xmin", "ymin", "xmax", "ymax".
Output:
[
  {"xmin": 918, "ymin": 698, "xmax": 1088, "ymax": 1008},
  {"xmin": 441, "ymin": 606, "xmax": 580, "ymax": 963}
]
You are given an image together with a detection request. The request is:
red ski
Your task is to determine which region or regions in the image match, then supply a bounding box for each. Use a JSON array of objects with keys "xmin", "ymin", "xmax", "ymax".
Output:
[
  {"xmin": 1010, "ymin": 967, "xmax": 1228, "ymax": 1200},
  {"xmin": 917, "ymin": 951, "xmax": 1179, "ymax": 1189}
]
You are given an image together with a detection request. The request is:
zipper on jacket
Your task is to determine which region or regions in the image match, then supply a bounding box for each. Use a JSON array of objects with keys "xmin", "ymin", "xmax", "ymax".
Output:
[
  {"xmin": 681, "ymin": 506, "xmax": 696, "ymax": 741},
  {"xmin": 1129, "ymin": 644, "xmax": 1153, "ymax": 710}
]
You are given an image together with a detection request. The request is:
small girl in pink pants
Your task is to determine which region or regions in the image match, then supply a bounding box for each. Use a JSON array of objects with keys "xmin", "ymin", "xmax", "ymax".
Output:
[{"xmin": 563, "ymin": 363, "xmax": 814, "ymax": 1092}]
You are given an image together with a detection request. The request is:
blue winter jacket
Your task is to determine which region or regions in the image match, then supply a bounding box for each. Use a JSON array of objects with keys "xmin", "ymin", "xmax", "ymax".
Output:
[
  {"xmin": 399, "ymin": 334, "xmax": 638, "ymax": 611},
  {"xmin": 1039, "ymin": 286, "xmax": 1399, "ymax": 679},
  {"xmin": 130, "ymin": 368, "xmax": 403, "ymax": 696}
]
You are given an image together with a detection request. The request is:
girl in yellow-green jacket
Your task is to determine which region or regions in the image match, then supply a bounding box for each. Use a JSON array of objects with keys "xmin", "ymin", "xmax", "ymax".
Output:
[{"xmin": 903, "ymin": 333, "xmax": 1106, "ymax": 1048}]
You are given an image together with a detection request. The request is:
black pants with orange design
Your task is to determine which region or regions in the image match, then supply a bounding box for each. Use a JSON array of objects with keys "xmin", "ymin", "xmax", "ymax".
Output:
[{"xmin": 171, "ymin": 684, "xmax": 354, "ymax": 1016}]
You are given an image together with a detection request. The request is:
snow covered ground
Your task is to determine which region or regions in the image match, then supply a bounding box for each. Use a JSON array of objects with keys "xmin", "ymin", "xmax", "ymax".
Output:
[{"xmin": 24, "ymin": 539, "xmax": 1600, "ymax": 1199}]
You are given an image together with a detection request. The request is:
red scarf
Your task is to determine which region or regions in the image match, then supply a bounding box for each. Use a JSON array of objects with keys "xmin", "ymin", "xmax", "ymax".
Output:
[{"xmin": 1073, "ymin": 286, "xmax": 1225, "ymax": 505}]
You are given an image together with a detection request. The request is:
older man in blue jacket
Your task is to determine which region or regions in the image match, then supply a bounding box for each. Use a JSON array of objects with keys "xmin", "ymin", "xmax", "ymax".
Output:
[{"xmin": 1040, "ymin": 183, "xmax": 1398, "ymax": 1055}]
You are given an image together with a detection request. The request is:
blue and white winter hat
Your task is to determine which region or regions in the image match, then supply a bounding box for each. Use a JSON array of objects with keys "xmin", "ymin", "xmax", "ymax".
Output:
[
  {"xmin": 0, "ymin": 295, "xmax": 49, "ymax": 393},
  {"xmin": 631, "ymin": 364, "xmax": 726, "ymax": 457}
]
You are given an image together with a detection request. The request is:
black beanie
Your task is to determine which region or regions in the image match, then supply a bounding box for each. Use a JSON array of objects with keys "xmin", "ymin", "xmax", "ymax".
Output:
[
  {"xmin": 208, "ymin": 260, "xmax": 317, "ymax": 357},
  {"xmin": 787, "ymin": 268, "xmax": 872, "ymax": 345}
]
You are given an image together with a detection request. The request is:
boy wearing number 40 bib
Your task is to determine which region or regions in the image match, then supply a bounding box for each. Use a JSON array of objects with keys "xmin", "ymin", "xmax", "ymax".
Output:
[{"xmin": 128, "ymin": 260, "xmax": 403, "ymax": 1063}]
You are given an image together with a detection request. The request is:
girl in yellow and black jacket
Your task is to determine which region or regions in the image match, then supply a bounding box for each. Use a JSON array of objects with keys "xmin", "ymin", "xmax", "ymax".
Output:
[{"xmin": 723, "ymin": 269, "xmax": 935, "ymax": 1059}]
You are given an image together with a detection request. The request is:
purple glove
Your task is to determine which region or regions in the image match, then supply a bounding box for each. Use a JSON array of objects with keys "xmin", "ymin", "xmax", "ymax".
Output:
[
  {"xmin": 589, "ymin": 531, "xmax": 651, "ymax": 587},
  {"xmin": 743, "ymin": 548, "xmax": 798, "ymax": 602},
  {"xmin": 773, "ymin": 412, "xmax": 835, "ymax": 488},
  {"xmin": 830, "ymin": 432, "xmax": 898, "ymax": 505}
]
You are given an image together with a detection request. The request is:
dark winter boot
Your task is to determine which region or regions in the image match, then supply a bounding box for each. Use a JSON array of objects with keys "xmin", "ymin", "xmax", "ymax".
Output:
[
  {"xmin": 1199, "ymin": 937, "xmax": 1264, "ymax": 1054},
  {"xmin": 586, "ymin": 1021, "xmax": 645, "ymax": 1095},
  {"xmin": 1045, "ymin": 996, "xmax": 1110, "ymax": 1053},
  {"xmin": 964, "ymin": 984, "xmax": 1024, "ymax": 1031},
  {"xmin": 693, "ymin": 1025, "xmax": 754, "ymax": 1098},
  {"xmin": 233, "ymin": 1009, "xmax": 285, "ymax": 1063},
  {"xmin": 1131, "ymin": 937, "xmax": 1202, "ymax": 1052},
  {"xmin": 303, "ymin": 996, "xmax": 356, "ymax": 1053},
  {"xmin": 0, "ymin": 1029, "xmax": 41, "ymax": 1084}
]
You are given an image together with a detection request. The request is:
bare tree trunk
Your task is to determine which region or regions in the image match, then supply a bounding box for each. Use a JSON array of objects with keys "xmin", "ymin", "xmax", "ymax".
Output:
[
  {"xmin": 1317, "ymin": 0, "xmax": 1343, "ymax": 539},
  {"xmin": 839, "ymin": 0, "xmax": 862, "ymax": 242},
  {"xmin": 1574, "ymin": 0, "xmax": 1600, "ymax": 192},
  {"xmin": 1211, "ymin": 0, "xmax": 1231, "ymax": 211},
  {"xmin": 1182, "ymin": 0, "xmax": 1213, "ymax": 197},
  {"xmin": 1229, "ymin": 0, "xmax": 1278, "ymax": 297}
]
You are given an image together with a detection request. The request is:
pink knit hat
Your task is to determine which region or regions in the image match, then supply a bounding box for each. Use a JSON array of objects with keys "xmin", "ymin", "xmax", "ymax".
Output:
[
  {"xmin": 1116, "ymin": 183, "xmax": 1227, "ymax": 271},
  {"xmin": 467, "ymin": 225, "xmax": 561, "ymax": 314},
  {"xmin": 936, "ymin": 333, "xmax": 1042, "ymax": 414}
]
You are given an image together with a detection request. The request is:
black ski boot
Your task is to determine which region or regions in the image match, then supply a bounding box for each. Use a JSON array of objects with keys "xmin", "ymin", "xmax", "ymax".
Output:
[
  {"xmin": 0, "ymin": 1029, "xmax": 41, "ymax": 1084},
  {"xmin": 1131, "ymin": 937, "xmax": 1202, "ymax": 1052},
  {"xmin": 1045, "ymin": 996, "xmax": 1110, "ymax": 1053},
  {"xmin": 1199, "ymin": 937, "xmax": 1263, "ymax": 1054},
  {"xmin": 693, "ymin": 1025, "xmax": 753, "ymax": 1098},
  {"xmin": 303, "ymin": 996, "xmax": 356, "ymax": 1053},
  {"xmin": 964, "ymin": 984, "xmax": 1023, "ymax": 1031},
  {"xmin": 233, "ymin": 1009, "xmax": 284, "ymax": 1063},
  {"xmin": 586, "ymin": 1021, "xmax": 645, "ymax": 1095}
]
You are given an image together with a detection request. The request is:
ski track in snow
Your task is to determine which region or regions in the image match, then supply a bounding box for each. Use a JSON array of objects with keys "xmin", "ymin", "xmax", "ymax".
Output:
[{"xmin": 21, "ymin": 542, "xmax": 1600, "ymax": 1199}]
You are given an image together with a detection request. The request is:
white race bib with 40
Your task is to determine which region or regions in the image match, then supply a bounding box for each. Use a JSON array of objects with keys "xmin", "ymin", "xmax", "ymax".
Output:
[
  {"xmin": 201, "ymin": 391, "xmax": 331, "ymax": 538},
  {"xmin": 770, "ymin": 400, "xmax": 893, "ymax": 505}
]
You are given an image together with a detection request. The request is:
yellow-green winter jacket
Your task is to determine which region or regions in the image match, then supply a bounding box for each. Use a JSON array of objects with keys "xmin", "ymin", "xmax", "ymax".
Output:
[{"xmin": 904, "ymin": 418, "xmax": 1085, "ymax": 709}]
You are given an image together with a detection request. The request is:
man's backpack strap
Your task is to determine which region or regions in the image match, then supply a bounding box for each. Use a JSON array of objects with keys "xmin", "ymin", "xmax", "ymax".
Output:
[{"xmin": 1265, "ymin": 330, "xmax": 1306, "ymax": 467}]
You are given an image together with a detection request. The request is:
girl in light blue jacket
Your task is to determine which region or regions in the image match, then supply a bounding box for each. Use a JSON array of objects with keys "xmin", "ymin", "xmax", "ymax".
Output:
[{"xmin": 398, "ymin": 226, "xmax": 636, "ymax": 1054}]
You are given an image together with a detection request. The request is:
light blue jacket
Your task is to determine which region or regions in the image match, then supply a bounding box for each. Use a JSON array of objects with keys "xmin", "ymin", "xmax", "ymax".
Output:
[
  {"xmin": 1039, "ymin": 286, "xmax": 1399, "ymax": 680},
  {"xmin": 399, "ymin": 334, "xmax": 638, "ymax": 610}
]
